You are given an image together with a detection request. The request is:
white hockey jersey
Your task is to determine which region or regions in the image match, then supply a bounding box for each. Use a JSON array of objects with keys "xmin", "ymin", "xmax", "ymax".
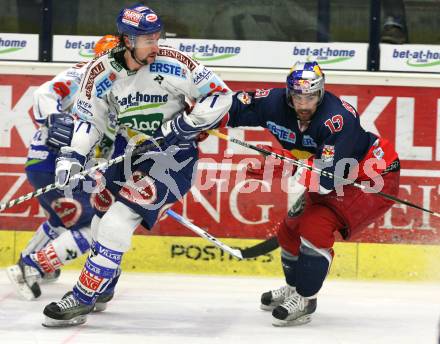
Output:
[
  {"xmin": 33, "ymin": 62, "xmax": 88, "ymax": 124},
  {"xmin": 27, "ymin": 62, "xmax": 90, "ymax": 171},
  {"xmin": 70, "ymin": 46, "xmax": 233, "ymax": 157}
]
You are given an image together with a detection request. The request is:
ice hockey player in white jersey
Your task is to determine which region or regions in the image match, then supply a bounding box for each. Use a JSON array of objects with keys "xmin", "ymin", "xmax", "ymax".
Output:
[
  {"xmin": 6, "ymin": 35, "xmax": 119, "ymax": 304},
  {"xmin": 42, "ymin": 4, "xmax": 232, "ymax": 327}
]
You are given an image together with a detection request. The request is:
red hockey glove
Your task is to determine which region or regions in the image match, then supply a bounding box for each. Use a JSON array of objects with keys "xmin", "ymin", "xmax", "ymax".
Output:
[{"xmin": 245, "ymin": 145, "xmax": 298, "ymax": 180}]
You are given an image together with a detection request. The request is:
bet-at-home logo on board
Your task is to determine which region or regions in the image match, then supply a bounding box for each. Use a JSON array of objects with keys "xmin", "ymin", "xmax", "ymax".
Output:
[
  {"xmin": 53, "ymin": 35, "xmax": 102, "ymax": 62},
  {"xmin": 293, "ymin": 45, "xmax": 356, "ymax": 65},
  {"xmin": 0, "ymin": 33, "xmax": 38, "ymax": 61},
  {"xmin": 380, "ymin": 44, "xmax": 440, "ymax": 72}
]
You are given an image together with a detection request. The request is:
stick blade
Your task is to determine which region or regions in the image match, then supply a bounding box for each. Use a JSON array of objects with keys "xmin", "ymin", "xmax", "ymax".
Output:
[{"xmin": 241, "ymin": 237, "xmax": 279, "ymax": 259}]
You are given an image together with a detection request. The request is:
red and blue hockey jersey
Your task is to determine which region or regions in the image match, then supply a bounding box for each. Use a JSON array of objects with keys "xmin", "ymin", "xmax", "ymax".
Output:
[{"xmin": 224, "ymin": 88, "xmax": 399, "ymax": 191}]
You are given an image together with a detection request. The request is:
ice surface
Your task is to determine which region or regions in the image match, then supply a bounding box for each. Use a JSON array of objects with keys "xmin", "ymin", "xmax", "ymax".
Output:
[{"xmin": 1, "ymin": 270, "xmax": 439, "ymax": 344}]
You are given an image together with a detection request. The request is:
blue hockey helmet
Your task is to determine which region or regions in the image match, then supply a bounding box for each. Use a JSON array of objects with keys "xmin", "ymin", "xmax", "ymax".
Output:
[
  {"xmin": 116, "ymin": 4, "xmax": 163, "ymax": 36},
  {"xmin": 286, "ymin": 61, "xmax": 325, "ymax": 102}
]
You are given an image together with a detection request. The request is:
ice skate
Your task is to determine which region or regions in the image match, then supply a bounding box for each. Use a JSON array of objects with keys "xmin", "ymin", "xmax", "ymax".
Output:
[
  {"xmin": 272, "ymin": 292, "xmax": 317, "ymax": 327},
  {"xmin": 94, "ymin": 290, "xmax": 114, "ymax": 312},
  {"xmin": 260, "ymin": 285, "xmax": 296, "ymax": 311},
  {"xmin": 42, "ymin": 292, "xmax": 94, "ymax": 327},
  {"xmin": 6, "ymin": 259, "xmax": 42, "ymax": 301},
  {"xmin": 41, "ymin": 269, "xmax": 61, "ymax": 284}
]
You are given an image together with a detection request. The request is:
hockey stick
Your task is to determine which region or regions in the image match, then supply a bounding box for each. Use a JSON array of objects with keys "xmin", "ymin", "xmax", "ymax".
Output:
[
  {"xmin": 0, "ymin": 141, "xmax": 162, "ymax": 212},
  {"xmin": 207, "ymin": 130, "xmax": 440, "ymax": 218},
  {"xmin": 167, "ymin": 209, "xmax": 279, "ymax": 259}
]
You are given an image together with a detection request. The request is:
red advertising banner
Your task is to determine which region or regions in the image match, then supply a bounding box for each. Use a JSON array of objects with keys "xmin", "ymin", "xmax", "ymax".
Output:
[{"xmin": 0, "ymin": 75, "xmax": 439, "ymax": 244}]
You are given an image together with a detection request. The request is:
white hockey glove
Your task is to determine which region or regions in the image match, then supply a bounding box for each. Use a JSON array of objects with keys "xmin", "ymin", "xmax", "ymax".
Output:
[{"xmin": 55, "ymin": 148, "xmax": 86, "ymax": 191}]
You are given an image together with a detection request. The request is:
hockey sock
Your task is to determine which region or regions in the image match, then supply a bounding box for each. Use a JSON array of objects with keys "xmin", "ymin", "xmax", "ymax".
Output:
[
  {"xmin": 73, "ymin": 241, "xmax": 122, "ymax": 305},
  {"xmin": 281, "ymin": 249, "xmax": 298, "ymax": 287},
  {"xmin": 21, "ymin": 221, "xmax": 66, "ymax": 257},
  {"xmin": 28, "ymin": 227, "xmax": 92, "ymax": 275},
  {"xmin": 295, "ymin": 238, "xmax": 332, "ymax": 298},
  {"xmin": 99, "ymin": 267, "xmax": 121, "ymax": 296}
]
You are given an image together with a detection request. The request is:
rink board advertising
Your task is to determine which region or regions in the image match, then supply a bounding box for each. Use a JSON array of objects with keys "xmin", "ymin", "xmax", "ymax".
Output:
[
  {"xmin": 0, "ymin": 75, "xmax": 439, "ymax": 245},
  {"xmin": 52, "ymin": 35, "xmax": 367, "ymax": 70},
  {"xmin": 380, "ymin": 44, "xmax": 440, "ymax": 73},
  {"xmin": 0, "ymin": 33, "xmax": 39, "ymax": 61}
]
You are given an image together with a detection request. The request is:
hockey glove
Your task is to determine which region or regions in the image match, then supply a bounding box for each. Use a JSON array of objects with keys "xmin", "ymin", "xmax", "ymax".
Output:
[
  {"xmin": 246, "ymin": 145, "xmax": 298, "ymax": 180},
  {"xmin": 55, "ymin": 149, "xmax": 86, "ymax": 192},
  {"xmin": 45, "ymin": 113, "xmax": 74, "ymax": 151},
  {"xmin": 164, "ymin": 113, "xmax": 200, "ymax": 148}
]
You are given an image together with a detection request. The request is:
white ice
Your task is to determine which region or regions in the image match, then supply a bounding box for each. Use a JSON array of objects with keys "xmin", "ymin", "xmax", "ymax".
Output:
[{"xmin": 0, "ymin": 270, "xmax": 439, "ymax": 344}]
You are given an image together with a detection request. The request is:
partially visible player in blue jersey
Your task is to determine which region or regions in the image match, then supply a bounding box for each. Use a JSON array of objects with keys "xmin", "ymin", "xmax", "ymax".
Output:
[
  {"xmin": 6, "ymin": 35, "xmax": 119, "ymax": 304},
  {"xmin": 225, "ymin": 61, "xmax": 400, "ymax": 326}
]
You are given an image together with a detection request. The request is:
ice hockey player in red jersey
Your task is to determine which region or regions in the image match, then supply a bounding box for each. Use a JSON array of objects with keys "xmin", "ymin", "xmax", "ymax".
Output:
[{"xmin": 226, "ymin": 61, "xmax": 400, "ymax": 326}]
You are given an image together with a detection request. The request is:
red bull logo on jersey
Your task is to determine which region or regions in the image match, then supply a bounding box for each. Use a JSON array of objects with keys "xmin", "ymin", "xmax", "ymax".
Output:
[
  {"xmin": 237, "ymin": 92, "xmax": 251, "ymax": 105},
  {"xmin": 321, "ymin": 145, "xmax": 335, "ymax": 163}
]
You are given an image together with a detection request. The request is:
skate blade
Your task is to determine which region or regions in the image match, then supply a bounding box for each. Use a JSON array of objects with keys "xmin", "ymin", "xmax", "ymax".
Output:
[
  {"xmin": 42, "ymin": 315, "xmax": 87, "ymax": 328},
  {"xmin": 272, "ymin": 314, "xmax": 312, "ymax": 327},
  {"xmin": 93, "ymin": 302, "xmax": 107, "ymax": 312},
  {"xmin": 6, "ymin": 266, "xmax": 40, "ymax": 301},
  {"xmin": 260, "ymin": 303, "xmax": 277, "ymax": 311}
]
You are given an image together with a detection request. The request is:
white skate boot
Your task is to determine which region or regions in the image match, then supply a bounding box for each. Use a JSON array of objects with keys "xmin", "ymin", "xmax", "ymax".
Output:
[
  {"xmin": 271, "ymin": 292, "xmax": 317, "ymax": 326},
  {"xmin": 260, "ymin": 285, "xmax": 296, "ymax": 311},
  {"xmin": 6, "ymin": 259, "xmax": 42, "ymax": 301}
]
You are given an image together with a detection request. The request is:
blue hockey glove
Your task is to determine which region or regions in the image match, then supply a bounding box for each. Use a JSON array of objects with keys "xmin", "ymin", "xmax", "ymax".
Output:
[
  {"xmin": 45, "ymin": 113, "xmax": 74, "ymax": 151},
  {"xmin": 167, "ymin": 113, "xmax": 201, "ymax": 144}
]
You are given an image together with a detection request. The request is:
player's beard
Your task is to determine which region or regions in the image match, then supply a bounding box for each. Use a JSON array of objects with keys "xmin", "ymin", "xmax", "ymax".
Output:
[
  {"xmin": 131, "ymin": 49, "xmax": 156, "ymax": 66},
  {"xmin": 296, "ymin": 109, "xmax": 314, "ymax": 122}
]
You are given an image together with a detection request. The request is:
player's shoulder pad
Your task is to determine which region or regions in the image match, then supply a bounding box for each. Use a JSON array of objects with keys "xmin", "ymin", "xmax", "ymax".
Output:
[
  {"xmin": 80, "ymin": 55, "xmax": 120, "ymax": 100},
  {"xmin": 157, "ymin": 45, "xmax": 199, "ymax": 72},
  {"xmin": 322, "ymin": 91, "xmax": 358, "ymax": 120},
  {"xmin": 59, "ymin": 61, "xmax": 89, "ymax": 84}
]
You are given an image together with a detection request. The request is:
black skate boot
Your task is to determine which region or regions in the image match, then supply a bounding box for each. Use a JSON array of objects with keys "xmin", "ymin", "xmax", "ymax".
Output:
[
  {"xmin": 272, "ymin": 292, "xmax": 317, "ymax": 326},
  {"xmin": 93, "ymin": 290, "xmax": 114, "ymax": 312},
  {"xmin": 42, "ymin": 292, "xmax": 94, "ymax": 327},
  {"xmin": 94, "ymin": 267, "xmax": 120, "ymax": 312}
]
